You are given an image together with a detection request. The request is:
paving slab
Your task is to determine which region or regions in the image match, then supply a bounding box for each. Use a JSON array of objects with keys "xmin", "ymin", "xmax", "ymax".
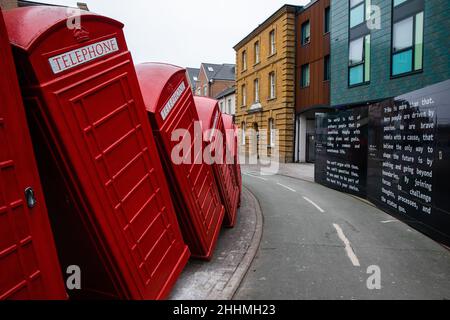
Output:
[{"xmin": 169, "ymin": 187, "xmax": 263, "ymax": 300}]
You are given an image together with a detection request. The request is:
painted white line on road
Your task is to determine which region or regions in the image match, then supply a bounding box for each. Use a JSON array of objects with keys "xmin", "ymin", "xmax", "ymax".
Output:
[
  {"xmin": 381, "ymin": 220, "xmax": 398, "ymax": 224},
  {"xmin": 333, "ymin": 223, "xmax": 361, "ymax": 267},
  {"xmin": 303, "ymin": 197, "xmax": 325, "ymax": 213},
  {"xmin": 276, "ymin": 183, "xmax": 296, "ymax": 192},
  {"xmin": 243, "ymin": 173, "xmax": 268, "ymax": 181}
]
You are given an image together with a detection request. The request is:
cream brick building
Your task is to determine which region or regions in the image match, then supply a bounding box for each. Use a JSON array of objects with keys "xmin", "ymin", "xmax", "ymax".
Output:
[
  {"xmin": 0, "ymin": 0, "xmax": 18, "ymax": 10},
  {"xmin": 234, "ymin": 4, "xmax": 301, "ymax": 163}
]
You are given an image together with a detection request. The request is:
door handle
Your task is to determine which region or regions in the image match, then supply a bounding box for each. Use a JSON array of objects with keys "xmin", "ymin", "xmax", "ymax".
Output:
[{"xmin": 24, "ymin": 187, "xmax": 37, "ymax": 208}]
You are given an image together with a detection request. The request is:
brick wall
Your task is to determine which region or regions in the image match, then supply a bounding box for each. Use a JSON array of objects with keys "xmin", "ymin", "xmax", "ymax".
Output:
[
  {"xmin": 0, "ymin": 0, "xmax": 18, "ymax": 10},
  {"xmin": 210, "ymin": 80, "xmax": 234, "ymax": 98},
  {"xmin": 235, "ymin": 6, "xmax": 298, "ymax": 163}
]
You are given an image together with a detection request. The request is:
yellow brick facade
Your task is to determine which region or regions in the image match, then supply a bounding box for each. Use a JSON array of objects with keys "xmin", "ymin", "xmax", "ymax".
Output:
[
  {"xmin": 0, "ymin": 0, "xmax": 18, "ymax": 10},
  {"xmin": 234, "ymin": 5, "xmax": 298, "ymax": 163}
]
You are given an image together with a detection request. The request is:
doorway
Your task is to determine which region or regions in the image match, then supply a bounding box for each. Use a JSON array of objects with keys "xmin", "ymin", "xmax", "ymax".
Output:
[
  {"xmin": 306, "ymin": 133, "xmax": 316, "ymax": 163},
  {"xmin": 253, "ymin": 122, "xmax": 260, "ymax": 159}
]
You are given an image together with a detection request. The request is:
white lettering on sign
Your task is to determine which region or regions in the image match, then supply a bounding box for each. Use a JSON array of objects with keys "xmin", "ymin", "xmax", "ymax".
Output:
[
  {"xmin": 161, "ymin": 82, "xmax": 186, "ymax": 121},
  {"xmin": 48, "ymin": 38, "xmax": 119, "ymax": 74}
]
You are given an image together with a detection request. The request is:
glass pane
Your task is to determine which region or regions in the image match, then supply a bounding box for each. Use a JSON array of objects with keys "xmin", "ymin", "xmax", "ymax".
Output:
[
  {"xmin": 350, "ymin": 0, "xmax": 364, "ymax": 7},
  {"xmin": 414, "ymin": 12, "xmax": 424, "ymax": 70},
  {"xmin": 394, "ymin": 0, "xmax": 408, "ymax": 7},
  {"xmin": 364, "ymin": 35, "xmax": 371, "ymax": 82},
  {"xmin": 324, "ymin": 56, "xmax": 331, "ymax": 80},
  {"xmin": 392, "ymin": 50, "xmax": 413, "ymax": 75},
  {"xmin": 350, "ymin": 4, "xmax": 364, "ymax": 28},
  {"xmin": 365, "ymin": 0, "xmax": 371, "ymax": 20},
  {"xmin": 349, "ymin": 65, "xmax": 364, "ymax": 85},
  {"xmin": 325, "ymin": 7, "xmax": 330, "ymax": 33},
  {"xmin": 270, "ymin": 31, "xmax": 275, "ymax": 54},
  {"xmin": 349, "ymin": 37, "xmax": 364, "ymax": 64},
  {"xmin": 302, "ymin": 22, "xmax": 310, "ymax": 43},
  {"xmin": 306, "ymin": 66, "xmax": 310, "ymax": 86},
  {"xmin": 393, "ymin": 17, "xmax": 413, "ymax": 51}
]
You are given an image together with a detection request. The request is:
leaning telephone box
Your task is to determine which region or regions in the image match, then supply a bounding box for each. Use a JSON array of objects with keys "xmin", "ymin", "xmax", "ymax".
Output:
[
  {"xmin": 0, "ymin": 8, "xmax": 66, "ymax": 300},
  {"xmin": 136, "ymin": 63, "xmax": 224, "ymax": 260},
  {"xmin": 4, "ymin": 7, "xmax": 189, "ymax": 300},
  {"xmin": 194, "ymin": 97, "xmax": 240, "ymax": 228},
  {"xmin": 222, "ymin": 114, "xmax": 242, "ymax": 205}
]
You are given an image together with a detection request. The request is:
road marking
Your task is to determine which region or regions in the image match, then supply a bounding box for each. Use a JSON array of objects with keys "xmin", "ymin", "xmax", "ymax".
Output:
[
  {"xmin": 303, "ymin": 197, "xmax": 325, "ymax": 213},
  {"xmin": 381, "ymin": 220, "xmax": 398, "ymax": 224},
  {"xmin": 276, "ymin": 183, "xmax": 296, "ymax": 192},
  {"xmin": 333, "ymin": 223, "xmax": 361, "ymax": 267},
  {"xmin": 243, "ymin": 173, "xmax": 268, "ymax": 181}
]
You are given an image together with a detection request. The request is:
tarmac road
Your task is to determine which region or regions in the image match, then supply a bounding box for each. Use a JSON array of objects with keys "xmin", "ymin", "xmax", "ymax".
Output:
[{"xmin": 234, "ymin": 170, "xmax": 450, "ymax": 300}]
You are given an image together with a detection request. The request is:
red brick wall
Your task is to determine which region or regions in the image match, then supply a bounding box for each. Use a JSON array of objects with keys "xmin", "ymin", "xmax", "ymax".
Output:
[{"xmin": 210, "ymin": 80, "xmax": 235, "ymax": 98}]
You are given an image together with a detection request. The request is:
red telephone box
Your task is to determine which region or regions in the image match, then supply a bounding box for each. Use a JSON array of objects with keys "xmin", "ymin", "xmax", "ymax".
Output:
[
  {"xmin": 4, "ymin": 7, "xmax": 189, "ymax": 300},
  {"xmin": 0, "ymin": 9, "xmax": 66, "ymax": 300},
  {"xmin": 194, "ymin": 97, "xmax": 240, "ymax": 228},
  {"xmin": 234, "ymin": 125, "xmax": 243, "ymax": 206},
  {"xmin": 222, "ymin": 114, "xmax": 242, "ymax": 205},
  {"xmin": 135, "ymin": 63, "xmax": 224, "ymax": 260}
]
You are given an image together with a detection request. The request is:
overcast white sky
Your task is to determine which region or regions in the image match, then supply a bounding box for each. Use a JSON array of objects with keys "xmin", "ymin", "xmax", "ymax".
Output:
[{"xmin": 38, "ymin": 0, "xmax": 310, "ymax": 68}]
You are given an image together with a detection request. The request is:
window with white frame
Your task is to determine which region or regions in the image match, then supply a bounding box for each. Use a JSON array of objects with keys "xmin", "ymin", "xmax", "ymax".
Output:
[
  {"xmin": 227, "ymin": 99, "xmax": 232, "ymax": 114},
  {"xmin": 268, "ymin": 118, "xmax": 276, "ymax": 147},
  {"xmin": 254, "ymin": 79, "xmax": 259, "ymax": 103},
  {"xmin": 241, "ymin": 122, "xmax": 246, "ymax": 145},
  {"xmin": 269, "ymin": 72, "xmax": 276, "ymax": 99},
  {"xmin": 241, "ymin": 84, "xmax": 247, "ymax": 106},
  {"xmin": 203, "ymin": 85, "xmax": 208, "ymax": 96},
  {"xmin": 269, "ymin": 30, "xmax": 276, "ymax": 55},
  {"xmin": 254, "ymin": 41, "xmax": 260, "ymax": 64},
  {"xmin": 242, "ymin": 50, "xmax": 247, "ymax": 71}
]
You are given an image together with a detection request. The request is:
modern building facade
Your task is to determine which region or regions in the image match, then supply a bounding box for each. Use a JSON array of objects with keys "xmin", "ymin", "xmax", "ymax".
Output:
[
  {"xmin": 234, "ymin": 4, "xmax": 301, "ymax": 163},
  {"xmin": 330, "ymin": 0, "xmax": 450, "ymax": 107},
  {"xmin": 215, "ymin": 86, "xmax": 236, "ymax": 117},
  {"xmin": 196, "ymin": 63, "xmax": 236, "ymax": 98},
  {"xmin": 295, "ymin": 0, "xmax": 331, "ymax": 163}
]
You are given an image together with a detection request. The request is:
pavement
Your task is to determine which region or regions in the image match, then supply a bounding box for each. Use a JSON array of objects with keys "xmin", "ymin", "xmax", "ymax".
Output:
[
  {"xmin": 169, "ymin": 187, "xmax": 263, "ymax": 300},
  {"xmin": 235, "ymin": 168, "xmax": 450, "ymax": 300},
  {"xmin": 242, "ymin": 163, "xmax": 315, "ymax": 183}
]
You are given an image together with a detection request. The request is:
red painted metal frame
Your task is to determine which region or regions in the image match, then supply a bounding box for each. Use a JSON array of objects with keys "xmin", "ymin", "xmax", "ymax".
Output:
[
  {"xmin": 0, "ymin": 8, "xmax": 67, "ymax": 300},
  {"xmin": 136, "ymin": 62, "xmax": 225, "ymax": 260},
  {"xmin": 222, "ymin": 114, "xmax": 242, "ymax": 206},
  {"xmin": 4, "ymin": 7, "xmax": 189, "ymax": 300},
  {"xmin": 194, "ymin": 97, "xmax": 240, "ymax": 228}
]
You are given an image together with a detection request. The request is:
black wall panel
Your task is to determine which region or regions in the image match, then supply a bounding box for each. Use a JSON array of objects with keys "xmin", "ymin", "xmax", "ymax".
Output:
[
  {"xmin": 315, "ymin": 80, "xmax": 450, "ymax": 244},
  {"xmin": 315, "ymin": 107, "xmax": 369, "ymax": 198}
]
